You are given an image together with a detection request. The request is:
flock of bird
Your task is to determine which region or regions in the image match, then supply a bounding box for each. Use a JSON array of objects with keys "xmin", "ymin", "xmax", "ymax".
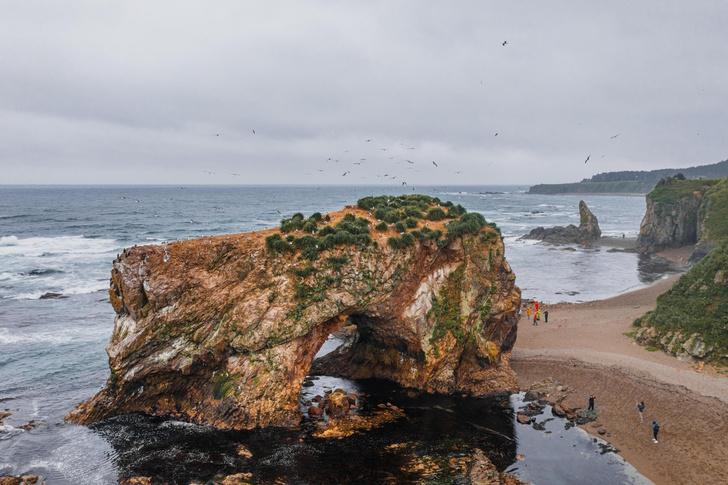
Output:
[{"xmin": 194, "ymin": 40, "xmax": 623, "ymax": 187}]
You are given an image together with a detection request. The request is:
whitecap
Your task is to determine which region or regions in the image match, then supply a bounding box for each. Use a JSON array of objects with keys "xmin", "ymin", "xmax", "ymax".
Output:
[
  {"xmin": 0, "ymin": 235, "xmax": 19, "ymax": 246},
  {"xmin": 0, "ymin": 328, "xmax": 73, "ymax": 345}
]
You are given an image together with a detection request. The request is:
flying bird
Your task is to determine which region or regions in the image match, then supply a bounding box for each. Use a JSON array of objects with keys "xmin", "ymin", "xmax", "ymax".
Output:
[
  {"xmin": 213, "ymin": 133, "xmax": 221, "ymax": 136},
  {"xmin": 252, "ymin": 129, "xmax": 256, "ymax": 134},
  {"xmin": 495, "ymin": 133, "xmax": 498, "ymax": 136},
  {"xmin": 610, "ymin": 133, "xmax": 620, "ymax": 139},
  {"xmin": 584, "ymin": 155, "xmax": 591, "ymax": 164},
  {"xmin": 342, "ymin": 171, "xmax": 350, "ymax": 176},
  {"xmin": 502, "ymin": 40, "xmax": 508, "ymax": 46},
  {"xmin": 402, "ymin": 181, "xmax": 407, "ymax": 186},
  {"xmin": 365, "ymin": 139, "xmax": 372, "ymax": 142},
  {"xmin": 432, "ymin": 161, "xmax": 438, "ymax": 167}
]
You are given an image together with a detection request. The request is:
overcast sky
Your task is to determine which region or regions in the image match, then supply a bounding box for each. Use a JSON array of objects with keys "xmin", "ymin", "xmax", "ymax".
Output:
[{"xmin": 1, "ymin": 1, "xmax": 727, "ymax": 186}]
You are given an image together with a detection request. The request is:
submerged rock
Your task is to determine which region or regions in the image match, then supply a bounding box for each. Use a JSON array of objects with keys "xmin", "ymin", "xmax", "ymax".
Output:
[{"xmin": 68, "ymin": 199, "xmax": 521, "ymax": 430}]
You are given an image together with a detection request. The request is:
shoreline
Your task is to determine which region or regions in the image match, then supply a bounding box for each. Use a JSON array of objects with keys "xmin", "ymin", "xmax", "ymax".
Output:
[{"xmin": 511, "ymin": 270, "xmax": 728, "ymax": 484}]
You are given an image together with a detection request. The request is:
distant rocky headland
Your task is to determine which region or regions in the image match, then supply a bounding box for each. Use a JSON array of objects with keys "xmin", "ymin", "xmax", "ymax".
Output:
[
  {"xmin": 528, "ymin": 158, "xmax": 728, "ymax": 195},
  {"xmin": 632, "ymin": 176, "xmax": 728, "ymax": 364},
  {"xmin": 67, "ymin": 195, "xmax": 521, "ymax": 430}
]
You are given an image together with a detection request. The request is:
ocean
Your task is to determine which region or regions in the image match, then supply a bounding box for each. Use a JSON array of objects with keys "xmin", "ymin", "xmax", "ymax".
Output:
[{"xmin": 0, "ymin": 185, "xmax": 672, "ymax": 484}]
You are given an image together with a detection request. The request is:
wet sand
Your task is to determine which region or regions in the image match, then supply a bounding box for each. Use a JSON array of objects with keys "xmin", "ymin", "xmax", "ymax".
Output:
[{"xmin": 511, "ymin": 248, "xmax": 728, "ymax": 484}]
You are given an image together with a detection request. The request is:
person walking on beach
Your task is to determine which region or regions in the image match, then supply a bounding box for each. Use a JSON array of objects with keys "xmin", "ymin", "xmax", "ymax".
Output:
[
  {"xmin": 588, "ymin": 395, "xmax": 596, "ymax": 411},
  {"xmin": 544, "ymin": 310, "xmax": 549, "ymax": 323},
  {"xmin": 637, "ymin": 401, "xmax": 645, "ymax": 423},
  {"xmin": 526, "ymin": 306, "xmax": 532, "ymax": 322},
  {"xmin": 652, "ymin": 421, "xmax": 660, "ymax": 443}
]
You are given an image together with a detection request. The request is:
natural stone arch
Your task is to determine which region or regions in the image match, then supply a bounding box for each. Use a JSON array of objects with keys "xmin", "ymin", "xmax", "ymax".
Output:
[{"xmin": 68, "ymin": 207, "xmax": 520, "ymax": 430}]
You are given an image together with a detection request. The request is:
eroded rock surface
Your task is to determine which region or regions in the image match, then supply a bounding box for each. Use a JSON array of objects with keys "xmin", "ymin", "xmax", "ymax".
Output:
[
  {"xmin": 68, "ymin": 203, "xmax": 520, "ymax": 430},
  {"xmin": 521, "ymin": 200, "xmax": 601, "ymax": 246}
]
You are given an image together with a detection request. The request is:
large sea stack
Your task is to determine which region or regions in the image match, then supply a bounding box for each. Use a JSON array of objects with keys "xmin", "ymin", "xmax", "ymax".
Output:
[
  {"xmin": 521, "ymin": 200, "xmax": 601, "ymax": 245},
  {"xmin": 67, "ymin": 195, "xmax": 521, "ymax": 430}
]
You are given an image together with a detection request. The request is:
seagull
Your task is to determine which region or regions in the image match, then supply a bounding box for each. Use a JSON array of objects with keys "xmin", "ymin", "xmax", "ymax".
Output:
[
  {"xmin": 610, "ymin": 133, "xmax": 620, "ymax": 139},
  {"xmin": 454, "ymin": 171, "xmax": 462, "ymax": 174},
  {"xmin": 495, "ymin": 133, "xmax": 498, "ymax": 136},
  {"xmin": 252, "ymin": 129, "xmax": 256, "ymax": 134},
  {"xmin": 432, "ymin": 161, "xmax": 438, "ymax": 167},
  {"xmin": 365, "ymin": 139, "xmax": 372, "ymax": 142},
  {"xmin": 502, "ymin": 40, "xmax": 508, "ymax": 46},
  {"xmin": 584, "ymin": 155, "xmax": 591, "ymax": 164},
  {"xmin": 404, "ymin": 160, "xmax": 413, "ymax": 164},
  {"xmin": 213, "ymin": 133, "xmax": 221, "ymax": 136},
  {"xmin": 231, "ymin": 173, "xmax": 240, "ymax": 176},
  {"xmin": 342, "ymin": 171, "xmax": 350, "ymax": 176},
  {"xmin": 402, "ymin": 181, "xmax": 407, "ymax": 186},
  {"xmin": 276, "ymin": 210, "xmax": 286, "ymax": 217}
]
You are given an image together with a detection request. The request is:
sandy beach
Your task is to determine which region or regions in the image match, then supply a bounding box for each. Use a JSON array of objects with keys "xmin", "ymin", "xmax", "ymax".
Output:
[{"xmin": 511, "ymin": 246, "xmax": 728, "ymax": 484}]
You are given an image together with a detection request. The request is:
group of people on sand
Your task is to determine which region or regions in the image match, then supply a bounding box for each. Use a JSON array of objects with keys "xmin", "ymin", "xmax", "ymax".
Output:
[
  {"xmin": 523, "ymin": 300, "xmax": 548, "ymax": 326},
  {"xmin": 588, "ymin": 396, "xmax": 661, "ymax": 443}
]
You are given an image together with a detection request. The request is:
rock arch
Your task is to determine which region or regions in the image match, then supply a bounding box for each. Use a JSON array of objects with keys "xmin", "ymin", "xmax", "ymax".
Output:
[{"xmin": 68, "ymin": 212, "xmax": 520, "ymax": 430}]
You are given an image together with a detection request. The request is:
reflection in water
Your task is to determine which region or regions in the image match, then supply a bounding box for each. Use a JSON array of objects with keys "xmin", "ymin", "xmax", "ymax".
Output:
[{"xmin": 93, "ymin": 379, "xmax": 517, "ymax": 484}]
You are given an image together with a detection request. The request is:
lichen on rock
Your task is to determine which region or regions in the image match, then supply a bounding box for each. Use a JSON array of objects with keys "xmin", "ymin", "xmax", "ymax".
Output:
[{"xmin": 67, "ymin": 196, "xmax": 520, "ymax": 430}]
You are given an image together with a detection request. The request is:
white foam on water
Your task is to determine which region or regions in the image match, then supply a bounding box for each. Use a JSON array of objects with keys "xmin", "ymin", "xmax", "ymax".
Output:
[
  {"xmin": 31, "ymin": 431, "xmax": 118, "ymax": 485},
  {"xmin": 0, "ymin": 328, "xmax": 73, "ymax": 346},
  {"xmin": 0, "ymin": 235, "xmax": 117, "ymax": 258},
  {"xmin": 0, "ymin": 235, "xmax": 19, "ymax": 246}
]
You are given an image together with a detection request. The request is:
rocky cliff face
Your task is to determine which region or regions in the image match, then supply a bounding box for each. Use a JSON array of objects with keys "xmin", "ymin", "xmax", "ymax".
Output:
[
  {"xmin": 67, "ymin": 204, "xmax": 520, "ymax": 430},
  {"xmin": 521, "ymin": 200, "xmax": 601, "ymax": 245},
  {"xmin": 635, "ymin": 190, "xmax": 703, "ymax": 253}
]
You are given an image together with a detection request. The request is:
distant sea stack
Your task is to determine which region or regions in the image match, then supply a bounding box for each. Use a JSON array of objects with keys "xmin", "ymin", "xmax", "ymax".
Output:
[
  {"xmin": 521, "ymin": 200, "xmax": 601, "ymax": 246},
  {"xmin": 67, "ymin": 195, "xmax": 521, "ymax": 430}
]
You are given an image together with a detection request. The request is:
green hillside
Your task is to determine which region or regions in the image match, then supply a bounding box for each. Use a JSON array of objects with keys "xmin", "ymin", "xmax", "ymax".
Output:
[
  {"xmin": 529, "ymin": 158, "xmax": 728, "ymax": 194},
  {"xmin": 633, "ymin": 178, "xmax": 728, "ymax": 364}
]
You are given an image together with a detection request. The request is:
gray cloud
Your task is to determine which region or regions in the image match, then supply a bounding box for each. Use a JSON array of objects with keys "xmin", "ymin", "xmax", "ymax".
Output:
[{"xmin": 1, "ymin": 1, "xmax": 727, "ymax": 185}]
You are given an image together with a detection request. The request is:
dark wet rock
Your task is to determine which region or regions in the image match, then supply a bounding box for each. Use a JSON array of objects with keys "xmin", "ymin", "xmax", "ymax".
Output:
[
  {"xmin": 39, "ymin": 292, "xmax": 65, "ymax": 299},
  {"xmin": 598, "ymin": 428, "xmax": 607, "ymax": 435},
  {"xmin": 523, "ymin": 378, "xmax": 571, "ymax": 406},
  {"xmin": 0, "ymin": 412, "xmax": 11, "ymax": 425},
  {"xmin": 532, "ymin": 421, "xmax": 546, "ymax": 431},
  {"xmin": 576, "ymin": 408, "xmax": 599, "ymax": 425},
  {"xmin": 597, "ymin": 442, "xmax": 620, "ymax": 455},
  {"xmin": 118, "ymin": 479, "xmax": 152, "ymax": 485},
  {"xmin": 521, "ymin": 201, "xmax": 601, "ymax": 246},
  {"xmin": 216, "ymin": 472, "xmax": 254, "ymax": 484},
  {"xmin": 307, "ymin": 404, "xmax": 324, "ymax": 419},
  {"xmin": 0, "ymin": 477, "xmax": 43, "ymax": 485},
  {"xmin": 551, "ymin": 404, "xmax": 567, "ymax": 417},
  {"xmin": 18, "ymin": 421, "xmax": 37, "ymax": 431},
  {"xmin": 516, "ymin": 412, "xmax": 533, "ymax": 424}
]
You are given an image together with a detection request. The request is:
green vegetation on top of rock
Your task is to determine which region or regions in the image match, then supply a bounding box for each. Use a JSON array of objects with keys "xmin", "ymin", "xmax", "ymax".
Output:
[
  {"xmin": 634, "ymin": 240, "xmax": 728, "ymax": 363},
  {"xmin": 647, "ymin": 174, "xmax": 721, "ymax": 205},
  {"xmin": 267, "ymin": 195, "xmax": 499, "ymax": 260},
  {"xmin": 703, "ymin": 178, "xmax": 728, "ymax": 242}
]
